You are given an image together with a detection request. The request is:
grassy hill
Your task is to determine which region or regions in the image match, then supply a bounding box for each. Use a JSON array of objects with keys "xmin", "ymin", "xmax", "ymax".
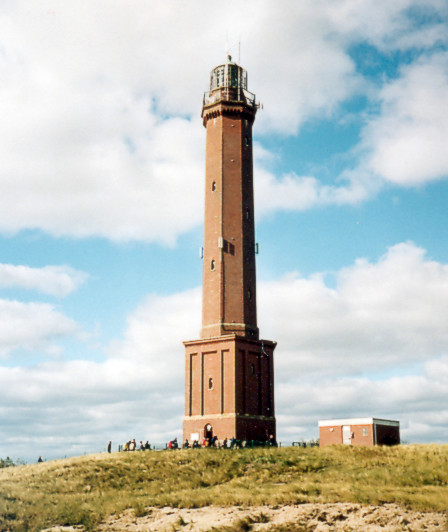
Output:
[{"xmin": 0, "ymin": 444, "xmax": 447, "ymax": 531}]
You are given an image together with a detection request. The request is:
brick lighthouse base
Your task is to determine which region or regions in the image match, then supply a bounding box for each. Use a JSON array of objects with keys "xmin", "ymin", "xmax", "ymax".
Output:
[{"xmin": 183, "ymin": 335, "xmax": 276, "ymax": 444}]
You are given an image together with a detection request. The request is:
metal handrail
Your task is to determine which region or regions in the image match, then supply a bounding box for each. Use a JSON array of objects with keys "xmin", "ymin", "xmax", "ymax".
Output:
[{"xmin": 203, "ymin": 87, "xmax": 257, "ymax": 109}]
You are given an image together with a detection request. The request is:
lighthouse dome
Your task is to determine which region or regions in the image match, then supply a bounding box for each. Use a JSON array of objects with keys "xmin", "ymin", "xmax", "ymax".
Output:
[{"xmin": 210, "ymin": 54, "xmax": 248, "ymax": 91}]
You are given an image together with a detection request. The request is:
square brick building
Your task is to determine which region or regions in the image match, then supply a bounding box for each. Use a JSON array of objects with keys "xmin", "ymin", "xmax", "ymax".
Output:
[{"xmin": 319, "ymin": 417, "xmax": 400, "ymax": 447}]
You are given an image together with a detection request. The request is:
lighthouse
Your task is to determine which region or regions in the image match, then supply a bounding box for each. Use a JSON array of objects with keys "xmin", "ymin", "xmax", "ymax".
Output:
[{"xmin": 183, "ymin": 55, "xmax": 276, "ymax": 444}]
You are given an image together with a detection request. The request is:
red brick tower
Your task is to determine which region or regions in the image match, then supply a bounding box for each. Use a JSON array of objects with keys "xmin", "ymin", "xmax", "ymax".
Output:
[{"xmin": 183, "ymin": 56, "xmax": 276, "ymax": 444}]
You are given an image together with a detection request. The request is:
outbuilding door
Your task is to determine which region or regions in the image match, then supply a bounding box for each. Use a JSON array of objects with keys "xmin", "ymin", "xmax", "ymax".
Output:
[{"xmin": 342, "ymin": 425, "xmax": 352, "ymax": 445}]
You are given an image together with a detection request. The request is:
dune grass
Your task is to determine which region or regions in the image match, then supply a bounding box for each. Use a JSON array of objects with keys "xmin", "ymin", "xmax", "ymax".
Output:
[{"xmin": 0, "ymin": 444, "xmax": 447, "ymax": 531}]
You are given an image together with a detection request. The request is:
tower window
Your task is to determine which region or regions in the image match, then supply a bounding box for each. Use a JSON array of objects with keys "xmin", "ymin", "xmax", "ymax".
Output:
[
  {"xmin": 246, "ymin": 208, "xmax": 250, "ymax": 220},
  {"xmin": 212, "ymin": 181, "xmax": 216, "ymax": 191},
  {"xmin": 208, "ymin": 377, "xmax": 213, "ymax": 390},
  {"xmin": 251, "ymin": 363, "xmax": 255, "ymax": 376},
  {"xmin": 247, "ymin": 289, "xmax": 252, "ymax": 300},
  {"xmin": 211, "ymin": 259, "xmax": 215, "ymax": 270},
  {"xmin": 245, "ymin": 136, "xmax": 249, "ymax": 146}
]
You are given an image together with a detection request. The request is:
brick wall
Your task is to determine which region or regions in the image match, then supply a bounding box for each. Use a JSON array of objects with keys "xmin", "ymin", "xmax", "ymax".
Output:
[
  {"xmin": 183, "ymin": 335, "xmax": 276, "ymax": 442},
  {"xmin": 201, "ymin": 102, "xmax": 258, "ymax": 340},
  {"xmin": 319, "ymin": 421, "xmax": 400, "ymax": 446}
]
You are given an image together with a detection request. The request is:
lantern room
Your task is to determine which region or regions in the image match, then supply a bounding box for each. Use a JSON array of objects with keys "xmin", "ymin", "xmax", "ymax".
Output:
[{"xmin": 203, "ymin": 54, "xmax": 256, "ymax": 110}]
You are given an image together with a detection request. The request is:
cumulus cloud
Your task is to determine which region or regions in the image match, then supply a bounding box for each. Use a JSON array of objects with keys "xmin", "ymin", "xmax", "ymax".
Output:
[
  {"xmin": 0, "ymin": 288, "xmax": 202, "ymax": 458},
  {"xmin": 107, "ymin": 287, "xmax": 201, "ymax": 396},
  {"xmin": 276, "ymin": 360, "xmax": 448, "ymax": 443},
  {"xmin": 0, "ymin": 1, "xmax": 445, "ymax": 241},
  {"xmin": 359, "ymin": 52, "xmax": 448, "ymax": 186},
  {"xmin": 0, "ymin": 2, "xmax": 209, "ymax": 243},
  {"xmin": 0, "ymin": 300, "xmax": 79, "ymax": 358},
  {"xmin": 0, "ymin": 359, "xmax": 184, "ymax": 459},
  {"xmin": 0, "ymin": 85, "xmax": 205, "ymax": 242},
  {"xmin": 0, "ymin": 263, "xmax": 88, "ymax": 297},
  {"xmin": 1, "ymin": 242, "xmax": 448, "ymax": 459},
  {"xmin": 260, "ymin": 242, "xmax": 448, "ymax": 378},
  {"xmin": 260, "ymin": 242, "xmax": 448, "ymax": 442},
  {"xmin": 255, "ymin": 166, "xmax": 375, "ymax": 215},
  {"xmin": 322, "ymin": 0, "xmax": 447, "ymax": 50},
  {"xmin": 254, "ymin": 50, "xmax": 448, "ymax": 215},
  {"xmin": 254, "ymin": 48, "xmax": 448, "ymax": 212},
  {"xmin": 240, "ymin": 0, "xmax": 446, "ymax": 134}
]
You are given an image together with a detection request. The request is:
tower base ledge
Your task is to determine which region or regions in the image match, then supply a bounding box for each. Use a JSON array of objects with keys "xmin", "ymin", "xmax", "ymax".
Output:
[
  {"xmin": 200, "ymin": 322, "xmax": 259, "ymax": 340},
  {"xmin": 184, "ymin": 413, "xmax": 276, "ymax": 422},
  {"xmin": 184, "ymin": 335, "xmax": 277, "ymax": 349}
]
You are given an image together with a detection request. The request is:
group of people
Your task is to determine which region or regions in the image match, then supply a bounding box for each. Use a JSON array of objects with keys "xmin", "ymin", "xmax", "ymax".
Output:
[
  {"xmin": 114, "ymin": 434, "xmax": 277, "ymax": 452},
  {"xmin": 168, "ymin": 434, "xmax": 277, "ymax": 450},
  {"xmin": 120, "ymin": 439, "xmax": 152, "ymax": 452}
]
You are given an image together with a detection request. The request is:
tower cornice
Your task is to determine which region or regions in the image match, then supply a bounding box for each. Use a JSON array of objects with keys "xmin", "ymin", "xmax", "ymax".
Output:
[
  {"xmin": 183, "ymin": 335, "xmax": 277, "ymax": 348},
  {"xmin": 202, "ymin": 101, "xmax": 256, "ymax": 126}
]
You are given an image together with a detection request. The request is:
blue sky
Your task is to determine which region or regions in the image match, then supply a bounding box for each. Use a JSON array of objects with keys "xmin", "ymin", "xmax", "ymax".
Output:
[{"xmin": 1, "ymin": 1, "xmax": 448, "ymax": 460}]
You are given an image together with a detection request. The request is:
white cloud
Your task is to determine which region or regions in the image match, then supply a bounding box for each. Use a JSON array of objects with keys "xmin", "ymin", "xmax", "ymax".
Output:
[
  {"xmin": 0, "ymin": 1, "xmax": 445, "ymax": 241},
  {"xmin": 0, "ymin": 81, "xmax": 205, "ymax": 242},
  {"xmin": 0, "ymin": 2, "xmax": 209, "ymax": 243},
  {"xmin": 0, "ymin": 263, "xmax": 88, "ymax": 296},
  {"xmin": 108, "ymin": 287, "xmax": 201, "ymax": 371},
  {"xmin": 241, "ymin": 3, "xmax": 359, "ymax": 134},
  {"xmin": 276, "ymin": 361, "xmax": 448, "ymax": 443},
  {"xmin": 255, "ymin": 166, "xmax": 375, "ymax": 215},
  {"xmin": 255, "ymin": 49, "xmax": 448, "ymax": 213},
  {"xmin": 1, "ymin": 241, "xmax": 448, "ymax": 459},
  {"xmin": 360, "ymin": 52, "xmax": 448, "ymax": 186},
  {"xmin": 322, "ymin": 0, "xmax": 447, "ymax": 50},
  {"xmin": 260, "ymin": 242, "xmax": 448, "ymax": 378},
  {"xmin": 0, "ymin": 299, "xmax": 79, "ymax": 358},
  {"xmin": 0, "ymin": 286, "xmax": 201, "ymax": 458}
]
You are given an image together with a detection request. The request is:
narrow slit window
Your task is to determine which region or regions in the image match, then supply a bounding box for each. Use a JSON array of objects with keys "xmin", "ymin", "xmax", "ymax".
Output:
[
  {"xmin": 212, "ymin": 181, "xmax": 216, "ymax": 191},
  {"xmin": 208, "ymin": 377, "xmax": 213, "ymax": 390},
  {"xmin": 211, "ymin": 259, "xmax": 215, "ymax": 270}
]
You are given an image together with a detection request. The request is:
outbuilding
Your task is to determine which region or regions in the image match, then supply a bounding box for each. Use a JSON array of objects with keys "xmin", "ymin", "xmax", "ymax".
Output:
[{"xmin": 318, "ymin": 417, "xmax": 400, "ymax": 447}]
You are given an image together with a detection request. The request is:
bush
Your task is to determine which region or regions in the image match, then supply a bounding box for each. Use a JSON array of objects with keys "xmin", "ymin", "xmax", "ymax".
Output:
[{"xmin": 0, "ymin": 457, "xmax": 15, "ymax": 468}]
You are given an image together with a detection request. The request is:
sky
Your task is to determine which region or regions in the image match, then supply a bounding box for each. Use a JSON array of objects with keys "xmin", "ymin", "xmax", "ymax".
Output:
[{"xmin": 1, "ymin": 0, "xmax": 448, "ymax": 461}]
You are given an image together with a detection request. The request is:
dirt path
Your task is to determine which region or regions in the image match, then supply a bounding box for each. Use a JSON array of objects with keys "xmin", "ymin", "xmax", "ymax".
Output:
[{"xmin": 78, "ymin": 503, "xmax": 447, "ymax": 531}]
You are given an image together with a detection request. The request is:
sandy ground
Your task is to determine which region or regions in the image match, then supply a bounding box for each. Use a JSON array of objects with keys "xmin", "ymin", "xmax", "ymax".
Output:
[{"xmin": 44, "ymin": 503, "xmax": 448, "ymax": 531}]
